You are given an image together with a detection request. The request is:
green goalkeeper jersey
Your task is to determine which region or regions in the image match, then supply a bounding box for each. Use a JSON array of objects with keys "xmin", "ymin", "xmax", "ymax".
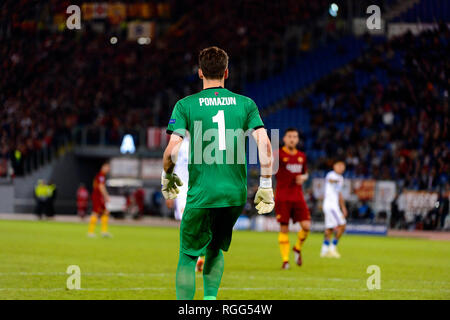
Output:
[{"xmin": 167, "ymin": 87, "xmax": 264, "ymax": 208}]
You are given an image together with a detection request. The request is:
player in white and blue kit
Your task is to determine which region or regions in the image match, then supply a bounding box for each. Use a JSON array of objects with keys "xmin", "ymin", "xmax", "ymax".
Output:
[
  {"xmin": 165, "ymin": 135, "xmax": 205, "ymax": 271},
  {"xmin": 320, "ymin": 161, "xmax": 348, "ymax": 258},
  {"xmin": 173, "ymin": 137, "xmax": 190, "ymax": 220}
]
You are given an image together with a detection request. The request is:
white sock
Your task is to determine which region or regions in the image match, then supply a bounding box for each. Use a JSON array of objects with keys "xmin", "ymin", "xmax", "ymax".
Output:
[{"xmin": 321, "ymin": 244, "xmax": 329, "ymax": 254}]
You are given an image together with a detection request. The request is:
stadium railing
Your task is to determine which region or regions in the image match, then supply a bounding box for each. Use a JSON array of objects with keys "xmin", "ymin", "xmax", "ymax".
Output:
[{"xmin": 7, "ymin": 138, "xmax": 72, "ymax": 177}]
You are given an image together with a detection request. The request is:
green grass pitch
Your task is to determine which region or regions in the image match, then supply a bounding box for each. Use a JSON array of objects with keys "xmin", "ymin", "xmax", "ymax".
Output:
[{"xmin": 0, "ymin": 219, "xmax": 449, "ymax": 300}]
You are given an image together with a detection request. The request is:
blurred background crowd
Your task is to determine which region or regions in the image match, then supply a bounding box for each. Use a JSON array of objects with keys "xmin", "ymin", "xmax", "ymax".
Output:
[
  {"xmin": 308, "ymin": 28, "xmax": 449, "ymax": 189},
  {"xmin": 0, "ymin": 0, "xmax": 448, "ymax": 229}
]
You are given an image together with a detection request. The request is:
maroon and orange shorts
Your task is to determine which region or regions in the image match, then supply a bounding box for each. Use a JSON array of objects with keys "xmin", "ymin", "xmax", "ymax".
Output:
[
  {"xmin": 275, "ymin": 199, "xmax": 310, "ymax": 224},
  {"xmin": 92, "ymin": 197, "xmax": 106, "ymax": 215}
]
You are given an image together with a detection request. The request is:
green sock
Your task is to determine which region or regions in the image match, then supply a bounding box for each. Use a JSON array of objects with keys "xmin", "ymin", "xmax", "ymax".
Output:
[
  {"xmin": 176, "ymin": 252, "xmax": 197, "ymax": 300},
  {"xmin": 203, "ymin": 249, "xmax": 224, "ymax": 299}
]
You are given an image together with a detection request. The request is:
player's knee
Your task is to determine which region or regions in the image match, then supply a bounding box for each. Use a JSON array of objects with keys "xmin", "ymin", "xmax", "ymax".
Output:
[
  {"xmin": 300, "ymin": 221, "xmax": 311, "ymax": 232},
  {"xmin": 280, "ymin": 224, "xmax": 289, "ymax": 233}
]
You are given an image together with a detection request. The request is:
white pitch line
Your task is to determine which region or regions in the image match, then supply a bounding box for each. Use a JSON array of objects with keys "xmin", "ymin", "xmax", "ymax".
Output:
[
  {"xmin": 239, "ymin": 274, "xmax": 450, "ymax": 285},
  {"xmin": 1, "ymin": 272, "xmax": 448, "ymax": 286},
  {"xmin": 0, "ymin": 287, "xmax": 449, "ymax": 294},
  {"xmin": 244, "ymin": 275, "xmax": 360, "ymax": 282},
  {"xmin": 0, "ymin": 272, "xmax": 169, "ymax": 277}
]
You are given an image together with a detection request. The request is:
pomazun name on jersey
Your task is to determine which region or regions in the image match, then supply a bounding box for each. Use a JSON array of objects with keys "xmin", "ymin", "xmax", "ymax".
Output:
[{"xmin": 199, "ymin": 97, "xmax": 237, "ymax": 106}]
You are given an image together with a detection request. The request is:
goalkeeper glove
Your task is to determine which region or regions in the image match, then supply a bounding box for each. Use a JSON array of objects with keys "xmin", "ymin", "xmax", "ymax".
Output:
[
  {"xmin": 254, "ymin": 177, "xmax": 274, "ymax": 214},
  {"xmin": 161, "ymin": 171, "xmax": 183, "ymax": 200}
]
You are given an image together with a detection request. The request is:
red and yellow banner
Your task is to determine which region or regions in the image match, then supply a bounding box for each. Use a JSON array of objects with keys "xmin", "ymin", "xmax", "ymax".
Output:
[
  {"xmin": 81, "ymin": 2, "xmax": 169, "ymax": 21},
  {"xmin": 353, "ymin": 179, "xmax": 376, "ymax": 201},
  {"xmin": 108, "ymin": 3, "xmax": 127, "ymax": 25},
  {"xmin": 81, "ymin": 3, "xmax": 94, "ymax": 20}
]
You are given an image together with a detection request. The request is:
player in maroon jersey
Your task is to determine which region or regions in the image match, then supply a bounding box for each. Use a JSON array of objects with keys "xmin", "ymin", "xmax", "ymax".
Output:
[
  {"xmin": 87, "ymin": 163, "xmax": 111, "ymax": 237},
  {"xmin": 76, "ymin": 183, "xmax": 89, "ymax": 219},
  {"xmin": 275, "ymin": 128, "xmax": 310, "ymax": 269}
]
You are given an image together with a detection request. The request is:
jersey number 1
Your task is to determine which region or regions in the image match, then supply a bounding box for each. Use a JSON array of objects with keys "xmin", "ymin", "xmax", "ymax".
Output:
[{"xmin": 212, "ymin": 110, "xmax": 226, "ymax": 150}]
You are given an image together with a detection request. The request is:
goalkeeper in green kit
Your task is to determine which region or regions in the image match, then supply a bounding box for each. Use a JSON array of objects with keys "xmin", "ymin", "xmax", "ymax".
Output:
[{"xmin": 162, "ymin": 46, "xmax": 274, "ymax": 300}]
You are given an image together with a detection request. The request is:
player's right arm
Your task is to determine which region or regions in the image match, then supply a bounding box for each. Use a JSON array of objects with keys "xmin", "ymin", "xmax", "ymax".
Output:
[
  {"xmin": 161, "ymin": 134, "xmax": 184, "ymax": 200},
  {"xmin": 252, "ymin": 127, "xmax": 275, "ymax": 214},
  {"xmin": 99, "ymin": 183, "xmax": 110, "ymax": 203},
  {"xmin": 165, "ymin": 199, "xmax": 175, "ymax": 209},
  {"xmin": 163, "ymin": 134, "xmax": 183, "ymax": 174},
  {"xmin": 162, "ymin": 101, "xmax": 187, "ymax": 200}
]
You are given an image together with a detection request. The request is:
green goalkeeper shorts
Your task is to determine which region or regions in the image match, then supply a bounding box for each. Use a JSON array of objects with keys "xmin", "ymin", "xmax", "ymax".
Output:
[{"xmin": 179, "ymin": 205, "xmax": 244, "ymax": 257}]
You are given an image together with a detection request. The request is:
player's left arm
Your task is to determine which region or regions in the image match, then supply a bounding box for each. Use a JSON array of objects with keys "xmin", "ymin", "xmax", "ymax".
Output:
[
  {"xmin": 339, "ymin": 192, "xmax": 348, "ymax": 217},
  {"xmin": 246, "ymin": 99, "xmax": 274, "ymax": 214},
  {"xmin": 252, "ymin": 128, "xmax": 275, "ymax": 214},
  {"xmin": 296, "ymin": 173, "xmax": 309, "ymax": 185},
  {"xmin": 296, "ymin": 154, "xmax": 309, "ymax": 185}
]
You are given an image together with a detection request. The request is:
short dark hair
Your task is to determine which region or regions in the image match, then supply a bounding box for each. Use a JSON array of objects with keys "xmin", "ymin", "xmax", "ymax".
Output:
[
  {"xmin": 333, "ymin": 159, "xmax": 346, "ymax": 165},
  {"xmin": 198, "ymin": 46, "xmax": 229, "ymax": 79},
  {"xmin": 284, "ymin": 127, "xmax": 299, "ymax": 136}
]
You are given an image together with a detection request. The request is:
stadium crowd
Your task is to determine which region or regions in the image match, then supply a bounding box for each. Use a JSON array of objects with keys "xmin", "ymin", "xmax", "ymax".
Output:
[
  {"xmin": 0, "ymin": 0, "xmax": 330, "ymax": 176},
  {"xmin": 1, "ymin": 1, "xmax": 447, "ymax": 191},
  {"xmin": 1, "ymin": 0, "xmax": 447, "ymax": 229},
  {"xmin": 307, "ymin": 25, "xmax": 449, "ymax": 192}
]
